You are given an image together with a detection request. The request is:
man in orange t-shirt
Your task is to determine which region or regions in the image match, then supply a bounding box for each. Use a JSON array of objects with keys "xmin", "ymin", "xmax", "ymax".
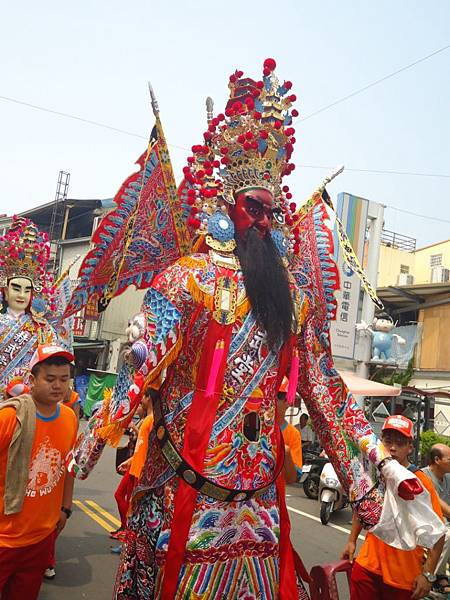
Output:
[
  {"xmin": 277, "ymin": 382, "xmax": 303, "ymax": 484},
  {"xmin": 110, "ymin": 387, "xmax": 155, "ymax": 542},
  {"xmin": 0, "ymin": 345, "xmax": 78, "ymax": 600},
  {"xmin": 341, "ymin": 415, "xmax": 445, "ymax": 600},
  {"xmin": 128, "ymin": 410, "xmax": 154, "ymax": 479}
]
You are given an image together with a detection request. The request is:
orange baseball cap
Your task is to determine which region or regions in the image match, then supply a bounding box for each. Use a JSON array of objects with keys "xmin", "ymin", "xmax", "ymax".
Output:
[
  {"xmin": 30, "ymin": 344, "xmax": 74, "ymax": 370},
  {"xmin": 382, "ymin": 415, "xmax": 414, "ymax": 439}
]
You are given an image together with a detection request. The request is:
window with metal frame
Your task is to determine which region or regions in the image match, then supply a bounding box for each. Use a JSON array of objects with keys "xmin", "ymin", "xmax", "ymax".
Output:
[{"xmin": 430, "ymin": 254, "xmax": 442, "ymax": 267}]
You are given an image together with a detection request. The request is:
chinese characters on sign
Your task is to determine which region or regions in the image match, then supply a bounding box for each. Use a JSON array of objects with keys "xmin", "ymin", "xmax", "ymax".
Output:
[
  {"xmin": 85, "ymin": 294, "xmax": 99, "ymax": 321},
  {"xmin": 330, "ymin": 193, "xmax": 369, "ymax": 360},
  {"xmin": 339, "ymin": 279, "xmax": 352, "ymax": 322},
  {"xmin": 73, "ymin": 315, "xmax": 86, "ymax": 337}
]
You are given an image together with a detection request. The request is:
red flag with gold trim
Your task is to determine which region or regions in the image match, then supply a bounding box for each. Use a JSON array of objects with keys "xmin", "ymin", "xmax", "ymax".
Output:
[{"xmin": 64, "ymin": 120, "xmax": 192, "ymax": 317}]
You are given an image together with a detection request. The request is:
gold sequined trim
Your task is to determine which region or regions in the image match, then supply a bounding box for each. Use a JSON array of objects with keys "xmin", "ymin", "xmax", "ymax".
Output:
[{"xmin": 205, "ymin": 234, "xmax": 236, "ymax": 253}]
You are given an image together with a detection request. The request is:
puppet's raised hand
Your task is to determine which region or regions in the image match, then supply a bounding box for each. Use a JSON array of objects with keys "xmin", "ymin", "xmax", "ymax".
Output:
[{"xmin": 380, "ymin": 459, "xmax": 424, "ymax": 500}]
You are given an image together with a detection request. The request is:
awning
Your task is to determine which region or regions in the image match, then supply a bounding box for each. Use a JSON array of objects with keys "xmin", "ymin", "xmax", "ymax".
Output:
[
  {"xmin": 338, "ymin": 370, "xmax": 402, "ymax": 397},
  {"xmin": 73, "ymin": 341, "xmax": 106, "ymax": 350},
  {"xmin": 87, "ymin": 368, "xmax": 117, "ymax": 376},
  {"xmin": 377, "ymin": 282, "xmax": 450, "ymax": 315}
]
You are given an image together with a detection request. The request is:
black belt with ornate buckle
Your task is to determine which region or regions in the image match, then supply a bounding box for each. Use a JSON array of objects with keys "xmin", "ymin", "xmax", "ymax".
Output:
[{"xmin": 153, "ymin": 397, "xmax": 284, "ymax": 503}]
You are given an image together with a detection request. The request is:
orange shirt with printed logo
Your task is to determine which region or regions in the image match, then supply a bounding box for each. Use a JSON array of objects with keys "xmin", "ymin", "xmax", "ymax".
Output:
[
  {"xmin": 356, "ymin": 470, "xmax": 444, "ymax": 590},
  {"xmin": 0, "ymin": 403, "xmax": 77, "ymax": 548},
  {"xmin": 129, "ymin": 414, "xmax": 154, "ymax": 479}
]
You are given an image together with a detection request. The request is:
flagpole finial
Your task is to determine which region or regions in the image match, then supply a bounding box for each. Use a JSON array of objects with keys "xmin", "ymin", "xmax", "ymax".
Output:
[
  {"xmin": 54, "ymin": 254, "xmax": 81, "ymax": 287},
  {"xmin": 318, "ymin": 164, "xmax": 345, "ymax": 194},
  {"xmin": 148, "ymin": 82, "xmax": 159, "ymax": 117},
  {"xmin": 206, "ymin": 97, "xmax": 214, "ymax": 124}
]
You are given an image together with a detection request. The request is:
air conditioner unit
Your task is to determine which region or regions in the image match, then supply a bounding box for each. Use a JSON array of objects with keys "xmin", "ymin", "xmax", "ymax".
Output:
[
  {"xmin": 431, "ymin": 266, "xmax": 450, "ymax": 283},
  {"xmin": 397, "ymin": 273, "xmax": 414, "ymax": 285}
]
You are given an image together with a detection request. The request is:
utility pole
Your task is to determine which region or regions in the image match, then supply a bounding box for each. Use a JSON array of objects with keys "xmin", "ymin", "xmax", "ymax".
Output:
[
  {"xmin": 49, "ymin": 170, "xmax": 70, "ymax": 274},
  {"xmin": 49, "ymin": 171, "xmax": 70, "ymax": 241}
]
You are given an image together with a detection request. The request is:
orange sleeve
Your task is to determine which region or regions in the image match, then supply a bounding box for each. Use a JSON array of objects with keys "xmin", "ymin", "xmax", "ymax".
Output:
[
  {"xmin": 59, "ymin": 404, "xmax": 78, "ymax": 451},
  {"xmin": 417, "ymin": 470, "xmax": 444, "ymax": 521},
  {"xmin": 129, "ymin": 415, "xmax": 154, "ymax": 479},
  {"xmin": 0, "ymin": 408, "xmax": 17, "ymax": 452},
  {"xmin": 282, "ymin": 424, "xmax": 303, "ymax": 469},
  {"xmin": 63, "ymin": 391, "xmax": 80, "ymax": 408},
  {"xmin": 70, "ymin": 410, "xmax": 78, "ymax": 447}
]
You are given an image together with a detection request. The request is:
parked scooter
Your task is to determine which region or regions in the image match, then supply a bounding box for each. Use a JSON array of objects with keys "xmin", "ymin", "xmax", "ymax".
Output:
[
  {"xmin": 298, "ymin": 449, "xmax": 328, "ymax": 500},
  {"xmin": 318, "ymin": 461, "xmax": 349, "ymax": 524}
]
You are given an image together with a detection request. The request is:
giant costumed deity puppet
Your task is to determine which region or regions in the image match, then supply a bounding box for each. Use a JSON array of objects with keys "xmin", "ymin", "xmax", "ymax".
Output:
[
  {"xmin": 0, "ymin": 216, "xmax": 73, "ymax": 397},
  {"xmin": 66, "ymin": 59, "xmax": 444, "ymax": 600}
]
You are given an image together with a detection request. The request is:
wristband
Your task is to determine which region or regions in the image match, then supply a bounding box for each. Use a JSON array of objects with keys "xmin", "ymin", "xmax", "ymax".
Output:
[
  {"xmin": 61, "ymin": 506, "xmax": 72, "ymax": 519},
  {"xmin": 378, "ymin": 456, "xmax": 394, "ymax": 472}
]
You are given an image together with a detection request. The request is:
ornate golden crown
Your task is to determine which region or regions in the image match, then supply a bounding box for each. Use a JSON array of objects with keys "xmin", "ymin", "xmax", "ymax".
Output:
[
  {"xmin": 212, "ymin": 70, "xmax": 296, "ymax": 205},
  {"xmin": 182, "ymin": 59, "xmax": 299, "ymax": 242},
  {"xmin": 0, "ymin": 217, "xmax": 51, "ymax": 292}
]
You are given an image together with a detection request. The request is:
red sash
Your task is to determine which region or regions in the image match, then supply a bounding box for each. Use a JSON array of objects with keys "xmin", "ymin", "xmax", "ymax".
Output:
[
  {"xmin": 161, "ymin": 323, "xmax": 301, "ymax": 599},
  {"xmin": 161, "ymin": 318, "xmax": 232, "ymax": 599}
]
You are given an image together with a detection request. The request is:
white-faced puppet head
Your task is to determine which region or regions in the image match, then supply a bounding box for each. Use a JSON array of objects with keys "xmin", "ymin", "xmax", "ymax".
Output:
[
  {"xmin": 372, "ymin": 312, "xmax": 395, "ymax": 333},
  {"xmin": 125, "ymin": 313, "xmax": 146, "ymax": 344},
  {"xmin": 4, "ymin": 277, "xmax": 33, "ymax": 314}
]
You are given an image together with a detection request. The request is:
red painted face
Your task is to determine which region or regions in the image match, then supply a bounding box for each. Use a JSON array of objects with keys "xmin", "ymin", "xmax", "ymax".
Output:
[{"xmin": 228, "ymin": 188, "xmax": 275, "ymax": 238}]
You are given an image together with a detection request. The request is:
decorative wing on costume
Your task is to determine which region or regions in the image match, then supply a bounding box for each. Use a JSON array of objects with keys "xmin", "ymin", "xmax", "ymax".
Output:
[
  {"xmin": 46, "ymin": 266, "xmax": 76, "ymax": 351},
  {"xmin": 64, "ymin": 120, "xmax": 192, "ymax": 318},
  {"xmin": 65, "ymin": 106, "xmax": 197, "ymax": 475},
  {"xmin": 289, "ymin": 193, "xmax": 339, "ymax": 330},
  {"xmin": 94, "ymin": 286, "xmax": 183, "ymax": 443}
]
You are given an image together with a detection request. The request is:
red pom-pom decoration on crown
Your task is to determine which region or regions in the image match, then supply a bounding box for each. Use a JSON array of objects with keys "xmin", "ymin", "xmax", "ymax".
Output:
[
  {"xmin": 181, "ymin": 58, "xmax": 300, "ymax": 249},
  {"xmin": 263, "ymin": 58, "xmax": 277, "ymax": 72}
]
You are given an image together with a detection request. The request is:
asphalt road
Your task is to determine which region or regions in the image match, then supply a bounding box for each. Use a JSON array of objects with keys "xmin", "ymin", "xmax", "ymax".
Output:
[{"xmin": 39, "ymin": 446, "xmax": 358, "ymax": 599}]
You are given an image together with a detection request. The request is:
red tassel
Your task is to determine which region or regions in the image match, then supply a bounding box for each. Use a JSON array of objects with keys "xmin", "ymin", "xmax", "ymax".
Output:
[
  {"xmin": 287, "ymin": 348, "xmax": 299, "ymax": 406},
  {"xmin": 205, "ymin": 339, "xmax": 225, "ymax": 398}
]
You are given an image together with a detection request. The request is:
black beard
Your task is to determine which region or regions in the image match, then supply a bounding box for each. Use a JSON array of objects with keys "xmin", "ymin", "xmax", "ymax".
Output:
[{"xmin": 235, "ymin": 228, "xmax": 296, "ymax": 350}]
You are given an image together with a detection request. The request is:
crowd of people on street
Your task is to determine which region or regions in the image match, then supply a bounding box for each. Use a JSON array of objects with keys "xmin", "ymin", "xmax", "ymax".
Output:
[
  {"xmin": 1, "ymin": 58, "xmax": 449, "ymax": 600},
  {"xmin": 2, "ymin": 355, "xmax": 450, "ymax": 600}
]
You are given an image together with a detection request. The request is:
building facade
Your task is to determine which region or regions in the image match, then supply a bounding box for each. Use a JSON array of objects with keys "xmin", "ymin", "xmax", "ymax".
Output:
[{"xmin": 376, "ymin": 232, "xmax": 450, "ymax": 435}]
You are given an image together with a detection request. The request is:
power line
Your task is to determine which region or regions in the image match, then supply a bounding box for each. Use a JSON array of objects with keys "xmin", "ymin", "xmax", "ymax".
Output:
[
  {"xmin": 298, "ymin": 164, "xmax": 450, "ymax": 179},
  {"xmin": 2, "ymin": 59, "xmax": 450, "ymax": 181},
  {"xmin": 0, "ymin": 95, "xmax": 149, "ymax": 140},
  {"xmin": 386, "ymin": 205, "xmax": 450, "ymax": 224},
  {"xmin": 300, "ymin": 43, "xmax": 450, "ymax": 122},
  {"xmin": 0, "ymin": 93, "xmax": 195, "ymax": 154},
  {"xmin": 1, "ymin": 93, "xmax": 447, "ymax": 179}
]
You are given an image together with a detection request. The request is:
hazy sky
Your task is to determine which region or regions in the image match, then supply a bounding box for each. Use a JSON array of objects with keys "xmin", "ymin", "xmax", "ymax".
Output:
[{"xmin": 1, "ymin": 1, "xmax": 449, "ymax": 247}]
